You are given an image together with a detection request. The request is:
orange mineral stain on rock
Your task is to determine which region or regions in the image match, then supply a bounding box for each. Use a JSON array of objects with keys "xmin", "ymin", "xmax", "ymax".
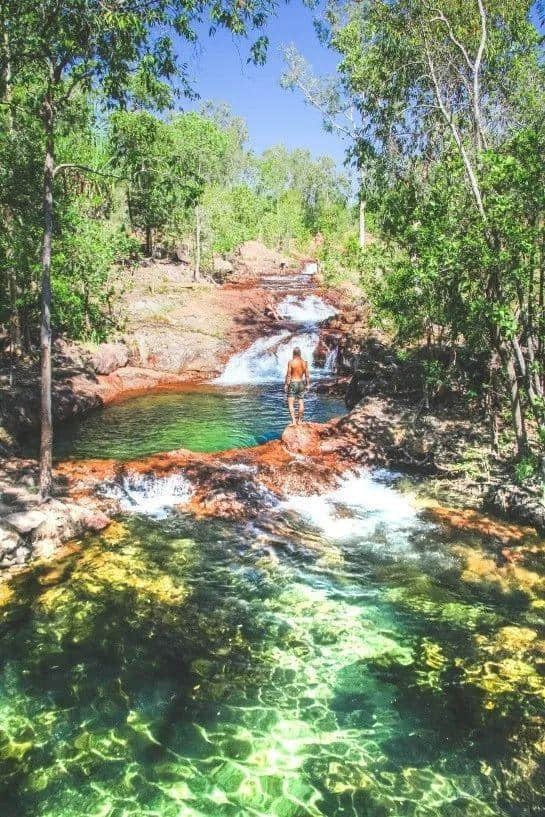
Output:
[
  {"xmin": 54, "ymin": 415, "xmax": 357, "ymax": 524},
  {"xmin": 428, "ymin": 505, "xmax": 538, "ymax": 544},
  {"xmin": 453, "ymin": 543, "xmax": 545, "ymax": 599}
]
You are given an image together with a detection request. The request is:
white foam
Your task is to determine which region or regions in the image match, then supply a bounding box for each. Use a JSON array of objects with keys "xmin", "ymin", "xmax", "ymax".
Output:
[
  {"xmin": 277, "ymin": 295, "xmax": 337, "ymax": 324},
  {"xmin": 281, "ymin": 469, "xmax": 420, "ymax": 545},
  {"xmin": 101, "ymin": 473, "xmax": 193, "ymax": 519},
  {"xmin": 216, "ymin": 330, "xmax": 332, "ymax": 385}
]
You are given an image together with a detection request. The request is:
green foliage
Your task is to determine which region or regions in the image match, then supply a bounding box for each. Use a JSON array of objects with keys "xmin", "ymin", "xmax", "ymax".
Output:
[
  {"xmin": 53, "ymin": 208, "xmax": 138, "ymax": 340},
  {"xmin": 514, "ymin": 456, "xmax": 538, "ymax": 486},
  {"xmin": 200, "ymin": 185, "xmax": 262, "ymax": 255},
  {"xmin": 452, "ymin": 447, "xmax": 491, "ymax": 482}
]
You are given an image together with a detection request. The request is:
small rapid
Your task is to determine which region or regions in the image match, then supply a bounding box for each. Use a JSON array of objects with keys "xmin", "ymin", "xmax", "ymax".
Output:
[{"xmin": 99, "ymin": 472, "xmax": 193, "ymax": 518}]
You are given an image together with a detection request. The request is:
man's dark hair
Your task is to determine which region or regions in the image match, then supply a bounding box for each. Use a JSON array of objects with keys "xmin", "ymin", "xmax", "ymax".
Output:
[{"xmin": 293, "ymin": 347, "xmax": 301, "ymax": 357}]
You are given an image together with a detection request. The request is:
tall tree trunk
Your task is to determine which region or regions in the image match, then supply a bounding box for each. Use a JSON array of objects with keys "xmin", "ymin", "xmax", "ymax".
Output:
[
  {"xmin": 194, "ymin": 205, "xmax": 201, "ymax": 281},
  {"xmin": 2, "ymin": 23, "xmax": 21, "ymax": 356},
  {"xmin": 145, "ymin": 225, "xmax": 153, "ymax": 257},
  {"xmin": 501, "ymin": 344, "xmax": 528, "ymax": 458},
  {"xmin": 359, "ymin": 198, "xmax": 366, "ymax": 249},
  {"xmin": 39, "ymin": 99, "xmax": 54, "ymax": 500},
  {"xmin": 487, "ymin": 349, "xmax": 501, "ymax": 453},
  {"xmin": 539, "ymin": 254, "xmax": 545, "ymax": 394}
]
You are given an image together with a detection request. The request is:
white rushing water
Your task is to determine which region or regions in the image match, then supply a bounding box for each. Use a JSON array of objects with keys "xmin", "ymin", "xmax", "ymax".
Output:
[
  {"xmin": 216, "ymin": 294, "xmax": 337, "ymax": 385},
  {"xmin": 101, "ymin": 472, "xmax": 193, "ymax": 518},
  {"xmin": 276, "ymin": 294, "xmax": 337, "ymax": 324},
  {"xmin": 217, "ymin": 330, "xmax": 325, "ymax": 384},
  {"xmin": 281, "ymin": 469, "xmax": 425, "ymax": 554}
]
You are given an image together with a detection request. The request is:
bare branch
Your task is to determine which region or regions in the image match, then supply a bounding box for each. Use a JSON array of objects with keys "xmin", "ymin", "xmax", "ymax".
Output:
[
  {"xmin": 421, "ymin": 26, "xmax": 487, "ymax": 222},
  {"xmin": 474, "ymin": 0, "xmax": 488, "ymax": 150}
]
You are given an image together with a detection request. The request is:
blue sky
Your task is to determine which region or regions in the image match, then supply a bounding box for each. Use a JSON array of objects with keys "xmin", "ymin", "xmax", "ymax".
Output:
[
  {"xmin": 180, "ymin": 4, "xmax": 348, "ymax": 165},
  {"xmin": 178, "ymin": 3, "xmax": 544, "ymax": 166}
]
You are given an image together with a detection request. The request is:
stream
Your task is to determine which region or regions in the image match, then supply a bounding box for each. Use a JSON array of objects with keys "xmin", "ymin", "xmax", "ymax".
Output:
[{"xmin": 2, "ymin": 291, "xmax": 545, "ymax": 816}]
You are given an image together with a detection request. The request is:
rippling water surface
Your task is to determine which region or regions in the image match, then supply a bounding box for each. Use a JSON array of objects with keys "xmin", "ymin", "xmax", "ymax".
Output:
[
  {"xmin": 52, "ymin": 385, "xmax": 345, "ymax": 460},
  {"xmin": 2, "ymin": 471, "xmax": 545, "ymax": 816}
]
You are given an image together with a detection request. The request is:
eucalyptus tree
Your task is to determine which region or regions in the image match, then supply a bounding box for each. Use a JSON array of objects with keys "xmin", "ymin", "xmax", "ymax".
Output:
[
  {"xmin": 281, "ymin": 44, "xmax": 370, "ymax": 246},
  {"xmin": 168, "ymin": 112, "xmax": 234, "ymax": 279},
  {"xmin": 257, "ymin": 145, "xmax": 349, "ymax": 246},
  {"xmin": 1, "ymin": 0, "xmax": 279, "ymax": 498},
  {"xmin": 110, "ymin": 111, "xmax": 176, "ymax": 257},
  {"xmin": 322, "ymin": 0, "xmax": 543, "ymax": 457}
]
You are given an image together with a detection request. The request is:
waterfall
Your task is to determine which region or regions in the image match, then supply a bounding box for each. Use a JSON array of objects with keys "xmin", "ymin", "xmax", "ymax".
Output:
[
  {"xmin": 276, "ymin": 294, "xmax": 337, "ymax": 323},
  {"xmin": 216, "ymin": 294, "xmax": 338, "ymax": 385},
  {"xmin": 100, "ymin": 472, "xmax": 193, "ymax": 518}
]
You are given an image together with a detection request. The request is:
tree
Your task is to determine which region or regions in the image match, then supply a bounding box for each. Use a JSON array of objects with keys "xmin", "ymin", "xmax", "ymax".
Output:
[
  {"xmin": 110, "ymin": 111, "xmax": 178, "ymax": 257},
  {"xmin": 256, "ymin": 145, "xmax": 349, "ymax": 249},
  {"xmin": 169, "ymin": 112, "xmax": 234, "ymax": 279},
  {"xmin": 3, "ymin": 0, "xmax": 280, "ymax": 498},
  {"xmin": 322, "ymin": 0, "xmax": 544, "ymax": 458},
  {"xmin": 281, "ymin": 43, "xmax": 367, "ymax": 245}
]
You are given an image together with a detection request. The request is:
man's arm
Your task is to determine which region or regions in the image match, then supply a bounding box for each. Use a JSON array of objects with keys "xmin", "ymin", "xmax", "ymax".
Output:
[
  {"xmin": 304, "ymin": 360, "xmax": 310, "ymax": 387},
  {"xmin": 285, "ymin": 360, "xmax": 292, "ymax": 392}
]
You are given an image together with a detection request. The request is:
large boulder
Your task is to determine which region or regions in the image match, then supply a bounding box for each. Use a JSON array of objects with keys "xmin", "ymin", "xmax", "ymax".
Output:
[
  {"xmin": 281, "ymin": 423, "xmax": 322, "ymax": 456},
  {"xmin": 92, "ymin": 343, "xmax": 129, "ymax": 375},
  {"xmin": 4, "ymin": 509, "xmax": 46, "ymax": 534},
  {"xmin": 0, "ymin": 522, "xmax": 27, "ymax": 567},
  {"xmin": 213, "ymin": 254, "xmax": 234, "ymax": 277}
]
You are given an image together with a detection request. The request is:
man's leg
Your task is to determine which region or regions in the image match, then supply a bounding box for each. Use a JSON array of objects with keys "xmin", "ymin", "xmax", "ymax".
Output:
[
  {"xmin": 297, "ymin": 397, "xmax": 304, "ymax": 424},
  {"xmin": 287, "ymin": 395, "xmax": 297, "ymax": 426}
]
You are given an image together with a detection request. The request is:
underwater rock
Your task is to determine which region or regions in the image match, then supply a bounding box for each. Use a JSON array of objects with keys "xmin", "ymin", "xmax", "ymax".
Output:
[
  {"xmin": 430, "ymin": 505, "xmax": 537, "ymax": 544},
  {"xmin": 79, "ymin": 509, "xmax": 110, "ymax": 532}
]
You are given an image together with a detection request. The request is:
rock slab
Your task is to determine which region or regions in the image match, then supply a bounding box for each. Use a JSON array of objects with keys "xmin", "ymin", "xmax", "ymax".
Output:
[{"xmin": 92, "ymin": 343, "xmax": 129, "ymax": 375}]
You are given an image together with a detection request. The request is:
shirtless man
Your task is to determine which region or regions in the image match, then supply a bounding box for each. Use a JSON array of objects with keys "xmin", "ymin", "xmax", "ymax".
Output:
[{"xmin": 284, "ymin": 347, "xmax": 310, "ymax": 426}]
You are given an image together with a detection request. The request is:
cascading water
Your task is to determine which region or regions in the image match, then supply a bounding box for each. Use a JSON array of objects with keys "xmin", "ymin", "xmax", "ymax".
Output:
[
  {"xmin": 100, "ymin": 472, "xmax": 193, "ymax": 518},
  {"xmin": 276, "ymin": 294, "xmax": 337, "ymax": 323},
  {"xmin": 217, "ymin": 293, "xmax": 338, "ymax": 385}
]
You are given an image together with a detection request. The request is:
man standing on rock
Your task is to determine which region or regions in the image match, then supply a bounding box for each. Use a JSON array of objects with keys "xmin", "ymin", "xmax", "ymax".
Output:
[{"xmin": 285, "ymin": 347, "xmax": 310, "ymax": 426}]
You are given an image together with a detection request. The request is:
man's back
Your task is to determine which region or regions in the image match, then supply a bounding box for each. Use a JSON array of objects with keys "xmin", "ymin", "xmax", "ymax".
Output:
[{"xmin": 288, "ymin": 356, "xmax": 307, "ymax": 381}]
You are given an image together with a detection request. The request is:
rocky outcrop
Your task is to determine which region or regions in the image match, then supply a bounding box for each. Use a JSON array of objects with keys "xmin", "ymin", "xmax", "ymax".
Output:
[
  {"xmin": 484, "ymin": 484, "xmax": 545, "ymax": 536},
  {"xmin": 0, "ymin": 248, "xmax": 296, "ymax": 448},
  {"xmin": 281, "ymin": 423, "xmax": 322, "ymax": 455},
  {"xmin": 0, "ymin": 460, "xmax": 111, "ymax": 570},
  {"xmin": 91, "ymin": 342, "xmax": 129, "ymax": 375}
]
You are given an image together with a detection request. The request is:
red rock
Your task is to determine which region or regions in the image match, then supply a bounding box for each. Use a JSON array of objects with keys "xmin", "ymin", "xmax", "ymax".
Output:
[
  {"xmin": 319, "ymin": 437, "xmax": 351, "ymax": 454},
  {"xmin": 281, "ymin": 423, "xmax": 322, "ymax": 455}
]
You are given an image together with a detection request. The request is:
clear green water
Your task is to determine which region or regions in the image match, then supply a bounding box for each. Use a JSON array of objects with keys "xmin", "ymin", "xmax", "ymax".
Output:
[
  {"xmin": 2, "ymin": 474, "xmax": 545, "ymax": 817},
  {"xmin": 51, "ymin": 385, "xmax": 345, "ymax": 460}
]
